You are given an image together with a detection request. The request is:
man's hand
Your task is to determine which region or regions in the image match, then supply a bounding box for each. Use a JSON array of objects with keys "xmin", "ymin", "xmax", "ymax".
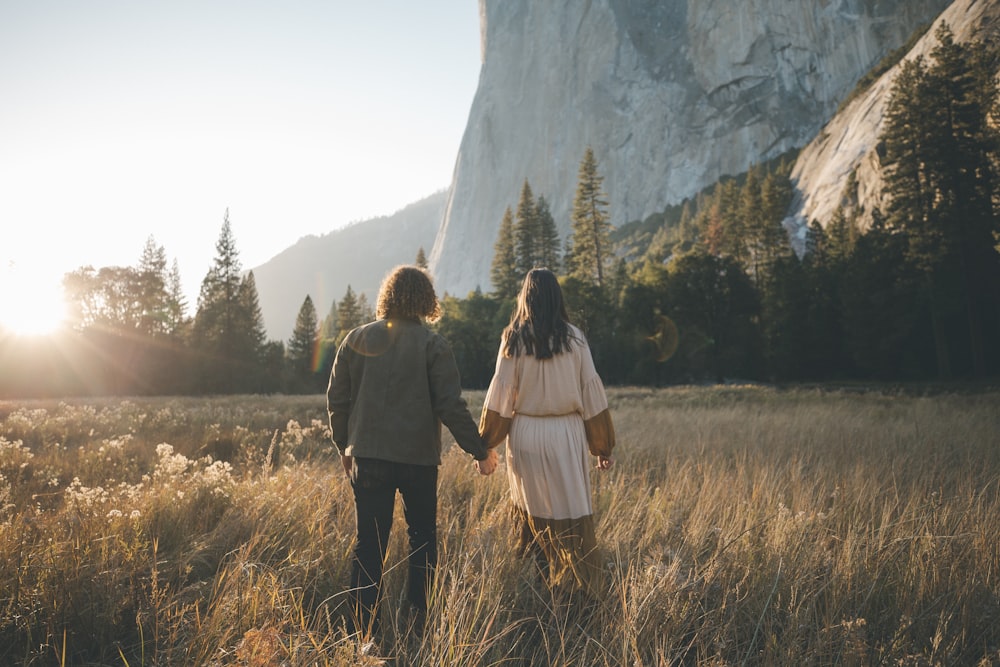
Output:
[
  {"xmin": 341, "ymin": 453, "xmax": 353, "ymax": 476},
  {"xmin": 475, "ymin": 448, "xmax": 499, "ymax": 476},
  {"xmin": 596, "ymin": 455, "xmax": 614, "ymax": 471}
]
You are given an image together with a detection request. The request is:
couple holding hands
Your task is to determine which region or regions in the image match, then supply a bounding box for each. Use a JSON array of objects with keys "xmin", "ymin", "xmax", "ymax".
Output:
[{"xmin": 327, "ymin": 265, "xmax": 616, "ymax": 639}]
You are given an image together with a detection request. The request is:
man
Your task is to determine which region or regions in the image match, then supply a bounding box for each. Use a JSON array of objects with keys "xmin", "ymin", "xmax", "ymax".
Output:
[{"xmin": 327, "ymin": 265, "xmax": 498, "ymax": 640}]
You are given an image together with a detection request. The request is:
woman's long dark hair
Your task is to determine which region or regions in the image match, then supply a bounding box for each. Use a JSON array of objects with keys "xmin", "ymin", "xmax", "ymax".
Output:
[{"xmin": 502, "ymin": 268, "xmax": 575, "ymax": 359}]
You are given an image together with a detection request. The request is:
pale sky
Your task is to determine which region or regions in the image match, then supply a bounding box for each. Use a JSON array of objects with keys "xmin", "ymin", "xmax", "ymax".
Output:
[{"xmin": 0, "ymin": 0, "xmax": 481, "ymax": 333}]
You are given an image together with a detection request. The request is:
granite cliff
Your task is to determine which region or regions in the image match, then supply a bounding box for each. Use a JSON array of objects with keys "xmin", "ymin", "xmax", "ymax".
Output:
[
  {"xmin": 787, "ymin": 0, "xmax": 1000, "ymax": 249},
  {"xmin": 430, "ymin": 0, "xmax": 951, "ymax": 296}
]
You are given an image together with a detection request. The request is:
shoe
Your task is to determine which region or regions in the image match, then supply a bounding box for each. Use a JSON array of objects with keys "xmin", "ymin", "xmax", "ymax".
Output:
[{"xmin": 358, "ymin": 639, "xmax": 389, "ymax": 665}]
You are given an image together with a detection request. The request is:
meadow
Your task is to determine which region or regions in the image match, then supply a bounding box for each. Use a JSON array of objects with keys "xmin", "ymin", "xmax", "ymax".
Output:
[{"xmin": 1, "ymin": 386, "xmax": 998, "ymax": 666}]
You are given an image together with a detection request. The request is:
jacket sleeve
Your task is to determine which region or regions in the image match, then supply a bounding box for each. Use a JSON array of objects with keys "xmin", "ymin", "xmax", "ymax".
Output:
[
  {"xmin": 428, "ymin": 334, "xmax": 489, "ymax": 461},
  {"xmin": 326, "ymin": 338, "xmax": 353, "ymax": 455}
]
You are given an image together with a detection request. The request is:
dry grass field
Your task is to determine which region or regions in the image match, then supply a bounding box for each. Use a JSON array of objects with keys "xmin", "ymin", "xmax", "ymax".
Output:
[{"xmin": 1, "ymin": 386, "xmax": 998, "ymax": 666}]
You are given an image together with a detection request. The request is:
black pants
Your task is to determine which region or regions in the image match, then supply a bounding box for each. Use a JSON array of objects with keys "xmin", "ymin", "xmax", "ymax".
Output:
[{"xmin": 349, "ymin": 457, "xmax": 438, "ymax": 637}]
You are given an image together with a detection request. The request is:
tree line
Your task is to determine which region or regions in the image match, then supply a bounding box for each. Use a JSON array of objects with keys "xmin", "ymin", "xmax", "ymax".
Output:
[{"xmin": 1, "ymin": 24, "xmax": 996, "ymax": 398}]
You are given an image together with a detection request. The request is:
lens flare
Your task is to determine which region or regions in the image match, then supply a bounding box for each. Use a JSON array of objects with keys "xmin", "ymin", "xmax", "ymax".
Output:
[{"xmin": 647, "ymin": 314, "xmax": 679, "ymax": 363}]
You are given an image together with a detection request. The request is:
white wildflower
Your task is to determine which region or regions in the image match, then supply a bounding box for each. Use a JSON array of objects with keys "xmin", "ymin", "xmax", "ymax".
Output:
[{"xmin": 155, "ymin": 443, "xmax": 191, "ymax": 477}]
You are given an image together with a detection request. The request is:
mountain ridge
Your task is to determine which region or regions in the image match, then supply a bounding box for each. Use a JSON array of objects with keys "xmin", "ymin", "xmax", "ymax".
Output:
[{"xmin": 251, "ymin": 191, "xmax": 445, "ymax": 342}]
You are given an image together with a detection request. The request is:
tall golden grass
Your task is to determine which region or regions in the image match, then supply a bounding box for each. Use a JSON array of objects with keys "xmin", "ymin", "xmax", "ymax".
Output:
[{"xmin": 0, "ymin": 387, "xmax": 998, "ymax": 665}]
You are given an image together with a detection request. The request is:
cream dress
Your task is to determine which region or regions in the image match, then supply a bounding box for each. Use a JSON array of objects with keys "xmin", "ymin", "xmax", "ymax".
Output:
[{"xmin": 480, "ymin": 325, "xmax": 615, "ymax": 595}]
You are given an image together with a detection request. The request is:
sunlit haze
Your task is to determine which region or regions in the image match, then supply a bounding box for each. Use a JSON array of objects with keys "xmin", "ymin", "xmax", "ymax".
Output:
[{"xmin": 0, "ymin": 1, "xmax": 480, "ymax": 336}]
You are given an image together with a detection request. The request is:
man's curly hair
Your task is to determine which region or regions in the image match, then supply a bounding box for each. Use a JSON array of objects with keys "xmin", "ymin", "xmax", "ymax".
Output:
[{"xmin": 375, "ymin": 265, "xmax": 442, "ymax": 322}]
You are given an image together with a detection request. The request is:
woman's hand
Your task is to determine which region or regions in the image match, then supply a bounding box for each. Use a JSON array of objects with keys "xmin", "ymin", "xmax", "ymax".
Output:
[
  {"xmin": 596, "ymin": 455, "xmax": 614, "ymax": 471},
  {"xmin": 475, "ymin": 448, "xmax": 499, "ymax": 475}
]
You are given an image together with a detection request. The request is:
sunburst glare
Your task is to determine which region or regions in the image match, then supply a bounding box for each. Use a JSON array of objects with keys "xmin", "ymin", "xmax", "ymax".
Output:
[{"xmin": 0, "ymin": 262, "xmax": 68, "ymax": 336}]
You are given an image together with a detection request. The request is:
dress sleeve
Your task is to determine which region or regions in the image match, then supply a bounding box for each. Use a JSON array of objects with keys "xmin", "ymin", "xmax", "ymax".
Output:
[
  {"xmin": 578, "ymin": 338, "xmax": 616, "ymax": 457},
  {"xmin": 583, "ymin": 409, "xmax": 615, "ymax": 457},
  {"xmin": 479, "ymin": 346, "xmax": 517, "ymax": 448}
]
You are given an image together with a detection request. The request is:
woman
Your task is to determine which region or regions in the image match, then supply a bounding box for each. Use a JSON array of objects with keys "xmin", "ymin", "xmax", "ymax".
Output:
[
  {"xmin": 480, "ymin": 268, "xmax": 615, "ymax": 597},
  {"xmin": 327, "ymin": 265, "xmax": 498, "ymax": 639}
]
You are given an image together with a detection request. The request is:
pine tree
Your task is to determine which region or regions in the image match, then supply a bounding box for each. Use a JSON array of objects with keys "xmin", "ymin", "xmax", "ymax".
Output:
[
  {"xmin": 165, "ymin": 258, "xmax": 187, "ymax": 335},
  {"xmin": 562, "ymin": 235, "xmax": 576, "ymax": 277},
  {"xmin": 192, "ymin": 209, "xmax": 264, "ymax": 392},
  {"xmin": 700, "ymin": 187, "xmax": 726, "ymax": 256},
  {"xmin": 804, "ymin": 220, "xmax": 830, "ymax": 264},
  {"xmin": 415, "ymin": 246, "xmax": 428, "ymax": 269},
  {"xmin": 881, "ymin": 54, "xmax": 951, "ymax": 377},
  {"xmin": 717, "ymin": 179, "xmax": 744, "ymax": 263},
  {"xmin": 609, "ymin": 257, "xmax": 630, "ymax": 304},
  {"xmin": 740, "ymin": 166, "xmax": 767, "ymax": 286},
  {"xmin": 287, "ymin": 295, "xmax": 319, "ymax": 392},
  {"xmin": 536, "ymin": 195, "xmax": 561, "ymax": 272},
  {"xmin": 237, "ymin": 271, "xmax": 269, "ymax": 390},
  {"xmin": 336, "ymin": 285, "xmax": 362, "ymax": 344},
  {"xmin": 759, "ymin": 169, "xmax": 794, "ymax": 270},
  {"xmin": 678, "ymin": 200, "xmax": 698, "ymax": 248},
  {"xmin": 514, "ymin": 179, "xmax": 540, "ymax": 276},
  {"xmin": 238, "ymin": 271, "xmax": 268, "ymax": 355},
  {"xmin": 136, "ymin": 236, "xmax": 169, "ymax": 335},
  {"xmin": 316, "ymin": 298, "xmax": 339, "ymax": 386},
  {"xmin": 319, "ymin": 299, "xmax": 338, "ymax": 341},
  {"xmin": 357, "ymin": 292, "xmax": 374, "ymax": 324},
  {"xmin": 195, "ymin": 209, "xmax": 242, "ymax": 334},
  {"xmin": 826, "ymin": 206, "xmax": 858, "ymax": 265},
  {"xmin": 567, "ymin": 147, "xmax": 612, "ymax": 287},
  {"xmin": 882, "ymin": 57, "xmax": 934, "ymax": 255},
  {"xmin": 490, "ymin": 206, "xmax": 520, "ymax": 299},
  {"xmin": 645, "ymin": 224, "xmax": 671, "ymax": 265},
  {"xmin": 700, "ymin": 180, "xmax": 744, "ymax": 261}
]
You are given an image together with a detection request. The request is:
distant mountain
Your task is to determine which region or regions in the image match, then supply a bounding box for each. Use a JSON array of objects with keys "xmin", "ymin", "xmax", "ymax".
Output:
[{"xmin": 250, "ymin": 191, "xmax": 445, "ymax": 343}]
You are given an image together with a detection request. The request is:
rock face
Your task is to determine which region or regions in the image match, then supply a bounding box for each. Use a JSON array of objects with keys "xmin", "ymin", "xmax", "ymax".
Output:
[
  {"xmin": 430, "ymin": 0, "xmax": 951, "ymax": 296},
  {"xmin": 787, "ymin": 0, "xmax": 1000, "ymax": 249}
]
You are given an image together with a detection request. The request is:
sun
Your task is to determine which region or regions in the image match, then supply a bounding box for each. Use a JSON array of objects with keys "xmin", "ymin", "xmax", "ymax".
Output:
[{"xmin": 0, "ymin": 264, "xmax": 69, "ymax": 337}]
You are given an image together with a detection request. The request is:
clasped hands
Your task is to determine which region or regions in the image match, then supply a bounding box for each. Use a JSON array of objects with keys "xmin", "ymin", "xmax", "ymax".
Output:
[{"xmin": 474, "ymin": 447, "xmax": 499, "ymax": 475}]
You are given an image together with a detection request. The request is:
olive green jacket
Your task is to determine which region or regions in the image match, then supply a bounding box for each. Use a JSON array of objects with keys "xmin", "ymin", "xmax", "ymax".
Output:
[{"xmin": 327, "ymin": 318, "xmax": 488, "ymax": 465}]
